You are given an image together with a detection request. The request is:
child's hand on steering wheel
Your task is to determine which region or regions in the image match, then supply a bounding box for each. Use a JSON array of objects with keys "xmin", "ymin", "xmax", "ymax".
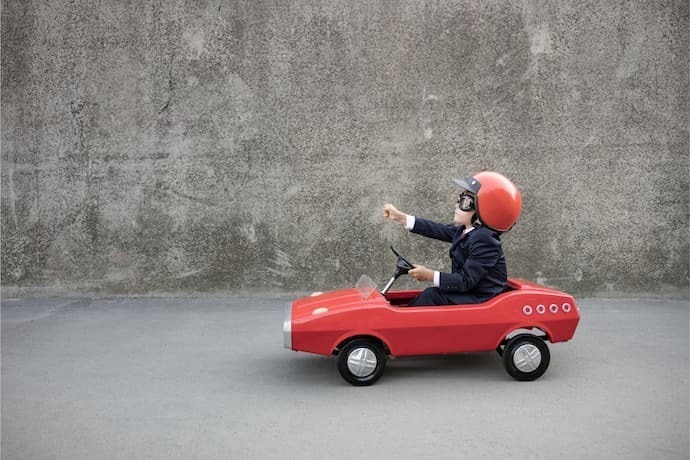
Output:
[{"xmin": 409, "ymin": 265, "xmax": 434, "ymax": 282}]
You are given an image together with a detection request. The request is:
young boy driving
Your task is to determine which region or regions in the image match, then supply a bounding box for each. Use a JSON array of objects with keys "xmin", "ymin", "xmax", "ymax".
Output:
[{"xmin": 383, "ymin": 171, "xmax": 521, "ymax": 306}]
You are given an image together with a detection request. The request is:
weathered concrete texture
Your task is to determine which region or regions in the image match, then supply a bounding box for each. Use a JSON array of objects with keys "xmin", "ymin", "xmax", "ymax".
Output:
[{"xmin": 1, "ymin": 1, "xmax": 688, "ymax": 295}]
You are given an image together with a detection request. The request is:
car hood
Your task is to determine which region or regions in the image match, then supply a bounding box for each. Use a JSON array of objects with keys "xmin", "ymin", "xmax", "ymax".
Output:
[{"xmin": 292, "ymin": 288, "xmax": 387, "ymax": 318}]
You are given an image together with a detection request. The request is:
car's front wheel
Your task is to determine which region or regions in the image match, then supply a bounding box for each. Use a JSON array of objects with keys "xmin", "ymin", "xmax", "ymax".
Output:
[
  {"xmin": 337, "ymin": 339, "xmax": 387, "ymax": 386},
  {"xmin": 502, "ymin": 334, "xmax": 550, "ymax": 381}
]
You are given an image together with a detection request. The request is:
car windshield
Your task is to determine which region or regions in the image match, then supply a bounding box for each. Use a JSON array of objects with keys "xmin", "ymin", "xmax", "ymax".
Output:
[{"xmin": 355, "ymin": 275, "xmax": 377, "ymax": 299}]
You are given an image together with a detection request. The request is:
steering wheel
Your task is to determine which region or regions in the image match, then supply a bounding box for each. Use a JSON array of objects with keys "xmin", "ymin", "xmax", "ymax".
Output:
[
  {"xmin": 390, "ymin": 246, "xmax": 414, "ymax": 274},
  {"xmin": 381, "ymin": 246, "xmax": 415, "ymax": 295}
]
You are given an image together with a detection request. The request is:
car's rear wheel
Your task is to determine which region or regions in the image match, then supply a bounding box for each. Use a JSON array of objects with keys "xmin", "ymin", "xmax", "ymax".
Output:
[
  {"xmin": 337, "ymin": 339, "xmax": 387, "ymax": 386},
  {"xmin": 502, "ymin": 334, "xmax": 550, "ymax": 381}
]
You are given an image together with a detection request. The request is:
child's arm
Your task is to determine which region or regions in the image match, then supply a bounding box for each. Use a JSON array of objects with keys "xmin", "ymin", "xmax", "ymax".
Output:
[
  {"xmin": 383, "ymin": 204, "xmax": 456, "ymax": 242},
  {"xmin": 409, "ymin": 216, "xmax": 456, "ymax": 243}
]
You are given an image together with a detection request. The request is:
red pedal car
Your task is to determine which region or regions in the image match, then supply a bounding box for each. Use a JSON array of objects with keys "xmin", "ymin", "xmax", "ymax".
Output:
[{"xmin": 283, "ymin": 247, "xmax": 580, "ymax": 386}]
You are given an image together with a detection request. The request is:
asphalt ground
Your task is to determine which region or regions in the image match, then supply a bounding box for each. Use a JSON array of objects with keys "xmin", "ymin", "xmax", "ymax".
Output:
[{"xmin": 2, "ymin": 295, "xmax": 688, "ymax": 460}]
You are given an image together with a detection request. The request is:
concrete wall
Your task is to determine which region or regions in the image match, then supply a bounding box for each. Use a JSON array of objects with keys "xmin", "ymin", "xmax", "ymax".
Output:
[{"xmin": 2, "ymin": 0, "xmax": 688, "ymax": 296}]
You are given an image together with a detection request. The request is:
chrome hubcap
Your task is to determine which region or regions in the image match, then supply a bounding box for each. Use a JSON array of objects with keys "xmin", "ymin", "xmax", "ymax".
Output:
[
  {"xmin": 347, "ymin": 347, "xmax": 378, "ymax": 377},
  {"xmin": 513, "ymin": 343, "xmax": 542, "ymax": 372}
]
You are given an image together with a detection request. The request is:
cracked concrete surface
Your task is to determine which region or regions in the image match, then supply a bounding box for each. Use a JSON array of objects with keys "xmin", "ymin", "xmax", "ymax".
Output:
[{"xmin": 1, "ymin": 1, "xmax": 688, "ymax": 296}]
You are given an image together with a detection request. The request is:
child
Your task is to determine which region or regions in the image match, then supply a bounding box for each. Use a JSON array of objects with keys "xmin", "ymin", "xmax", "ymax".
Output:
[{"xmin": 383, "ymin": 171, "xmax": 521, "ymax": 306}]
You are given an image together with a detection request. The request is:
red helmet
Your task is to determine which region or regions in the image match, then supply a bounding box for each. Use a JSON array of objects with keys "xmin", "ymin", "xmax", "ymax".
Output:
[{"xmin": 453, "ymin": 171, "xmax": 522, "ymax": 232}]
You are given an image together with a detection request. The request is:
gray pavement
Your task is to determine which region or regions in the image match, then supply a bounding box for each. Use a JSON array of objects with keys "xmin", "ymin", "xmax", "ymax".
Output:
[{"xmin": 2, "ymin": 296, "xmax": 689, "ymax": 460}]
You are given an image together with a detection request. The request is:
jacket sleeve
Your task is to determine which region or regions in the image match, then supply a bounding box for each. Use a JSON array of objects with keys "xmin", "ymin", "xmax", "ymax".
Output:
[
  {"xmin": 438, "ymin": 234, "xmax": 500, "ymax": 293},
  {"xmin": 410, "ymin": 216, "xmax": 457, "ymax": 243}
]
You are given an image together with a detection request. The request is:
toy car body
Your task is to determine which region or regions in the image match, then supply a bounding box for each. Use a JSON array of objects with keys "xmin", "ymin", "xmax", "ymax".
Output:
[{"xmin": 283, "ymin": 272, "xmax": 580, "ymax": 385}]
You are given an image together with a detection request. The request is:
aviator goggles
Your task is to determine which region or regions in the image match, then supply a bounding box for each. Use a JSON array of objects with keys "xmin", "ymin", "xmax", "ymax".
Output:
[{"xmin": 457, "ymin": 193, "xmax": 475, "ymax": 211}]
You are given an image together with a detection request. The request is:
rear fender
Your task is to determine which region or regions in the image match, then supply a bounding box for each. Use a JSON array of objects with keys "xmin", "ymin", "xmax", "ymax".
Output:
[{"xmin": 496, "ymin": 324, "xmax": 553, "ymax": 348}]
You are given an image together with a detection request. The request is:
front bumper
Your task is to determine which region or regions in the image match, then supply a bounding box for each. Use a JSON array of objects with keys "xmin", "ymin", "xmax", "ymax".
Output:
[{"xmin": 283, "ymin": 302, "xmax": 292, "ymax": 349}]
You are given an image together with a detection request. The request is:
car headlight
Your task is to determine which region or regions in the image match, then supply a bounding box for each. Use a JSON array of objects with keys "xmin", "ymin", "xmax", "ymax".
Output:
[{"xmin": 283, "ymin": 302, "xmax": 292, "ymax": 349}]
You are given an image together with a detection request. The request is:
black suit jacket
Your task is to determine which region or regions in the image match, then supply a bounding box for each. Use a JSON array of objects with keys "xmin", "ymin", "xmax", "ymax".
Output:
[{"xmin": 411, "ymin": 217, "xmax": 508, "ymax": 304}]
